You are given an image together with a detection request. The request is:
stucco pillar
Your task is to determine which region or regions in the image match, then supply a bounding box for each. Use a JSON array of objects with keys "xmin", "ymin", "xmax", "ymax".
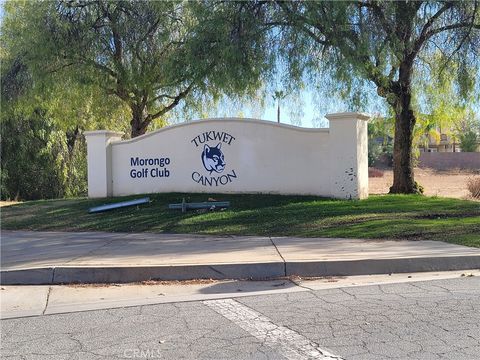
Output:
[
  {"xmin": 84, "ymin": 130, "xmax": 123, "ymax": 198},
  {"xmin": 326, "ymin": 112, "xmax": 370, "ymax": 199}
]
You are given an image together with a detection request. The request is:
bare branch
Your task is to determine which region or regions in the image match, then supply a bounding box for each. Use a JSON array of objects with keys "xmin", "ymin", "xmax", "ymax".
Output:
[
  {"xmin": 83, "ymin": 59, "xmax": 117, "ymax": 78},
  {"xmin": 418, "ymin": 1, "xmax": 454, "ymax": 43},
  {"xmin": 298, "ymin": 25, "xmax": 329, "ymax": 46},
  {"xmin": 438, "ymin": 1, "xmax": 479, "ymax": 74},
  {"xmin": 427, "ymin": 22, "xmax": 480, "ymax": 38},
  {"xmin": 410, "ymin": 2, "xmax": 479, "ymax": 62},
  {"xmin": 46, "ymin": 61, "xmax": 76, "ymax": 74},
  {"xmin": 147, "ymin": 82, "xmax": 195, "ymax": 121},
  {"xmin": 150, "ymin": 93, "xmax": 178, "ymax": 103}
]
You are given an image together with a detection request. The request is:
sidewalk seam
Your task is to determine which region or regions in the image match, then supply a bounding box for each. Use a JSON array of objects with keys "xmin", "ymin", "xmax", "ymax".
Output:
[{"xmin": 269, "ymin": 237, "xmax": 286, "ymax": 276}]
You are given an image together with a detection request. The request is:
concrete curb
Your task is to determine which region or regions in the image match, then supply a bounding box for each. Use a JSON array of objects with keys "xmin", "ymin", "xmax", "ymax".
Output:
[
  {"xmin": 0, "ymin": 263, "xmax": 286, "ymax": 285},
  {"xmin": 2, "ymin": 256, "xmax": 480, "ymax": 285},
  {"xmin": 286, "ymin": 256, "xmax": 480, "ymax": 277}
]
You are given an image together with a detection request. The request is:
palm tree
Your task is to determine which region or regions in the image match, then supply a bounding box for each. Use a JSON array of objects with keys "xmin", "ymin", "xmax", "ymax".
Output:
[{"xmin": 272, "ymin": 90, "xmax": 287, "ymax": 123}]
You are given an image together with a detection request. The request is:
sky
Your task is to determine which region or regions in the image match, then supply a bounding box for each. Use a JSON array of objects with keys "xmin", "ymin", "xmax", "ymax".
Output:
[
  {"xmin": 198, "ymin": 80, "xmax": 389, "ymax": 129},
  {"xmin": 233, "ymin": 88, "xmax": 385, "ymax": 128}
]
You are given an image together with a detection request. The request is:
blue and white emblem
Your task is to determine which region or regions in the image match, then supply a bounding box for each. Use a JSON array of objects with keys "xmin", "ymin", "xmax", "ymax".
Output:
[{"xmin": 201, "ymin": 143, "xmax": 226, "ymax": 174}]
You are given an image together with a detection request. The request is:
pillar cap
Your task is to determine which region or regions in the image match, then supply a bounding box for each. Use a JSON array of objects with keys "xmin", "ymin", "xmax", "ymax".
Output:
[
  {"xmin": 325, "ymin": 112, "xmax": 370, "ymax": 121},
  {"xmin": 84, "ymin": 130, "xmax": 124, "ymax": 137}
]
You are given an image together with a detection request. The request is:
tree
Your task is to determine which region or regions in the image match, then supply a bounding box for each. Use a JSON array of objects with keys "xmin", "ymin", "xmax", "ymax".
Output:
[
  {"xmin": 273, "ymin": 1, "xmax": 480, "ymax": 193},
  {"xmin": 368, "ymin": 114, "xmax": 394, "ymax": 166},
  {"xmin": 459, "ymin": 131, "xmax": 478, "ymax": 152},
  {"xmin": 0, "ymin": 57, "xmax": 66, "ymax": 199},
  {"xmin": 4, "ymin": 1, "xmax": 271, "ymax": 137},
  {"xmin": 457, "ymin": 116, "xmax": 480, "ymax": 152},
  {"xmin": 0, "ymin": 32, "xmax": 129, "ymax": 199},
  {"xmin": 272, "ymin": 90, "xmax": 287, "ymax": 123},
  {"xmin": 416, "ymin": 51, "xmax": 477, "ymax": 135}
]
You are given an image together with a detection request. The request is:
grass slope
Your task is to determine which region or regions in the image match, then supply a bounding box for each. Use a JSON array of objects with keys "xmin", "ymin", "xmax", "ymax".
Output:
[{"xmin": 1, "ymin": 193, "xmax": 479, "ymax": 247}]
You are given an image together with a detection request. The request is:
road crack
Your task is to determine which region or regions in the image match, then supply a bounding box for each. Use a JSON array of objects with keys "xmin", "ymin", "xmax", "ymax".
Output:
[{"xmin": 41, "ymin": 286, "xmax": 52, "ymax": 315}]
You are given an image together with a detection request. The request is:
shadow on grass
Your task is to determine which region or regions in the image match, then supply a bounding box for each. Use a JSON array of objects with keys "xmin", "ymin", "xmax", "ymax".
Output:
[{"xmin": 1, "ymin": 193, "xmax": 479, "ymax": 246}]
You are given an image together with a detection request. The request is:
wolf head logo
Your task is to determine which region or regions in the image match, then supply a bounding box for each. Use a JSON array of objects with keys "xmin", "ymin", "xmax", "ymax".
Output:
[{"xmin": 201, "ymin": 143, "xmax": 225, "ymax": 174}]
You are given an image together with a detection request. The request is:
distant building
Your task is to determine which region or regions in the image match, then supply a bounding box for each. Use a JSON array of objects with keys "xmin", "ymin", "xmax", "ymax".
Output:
[
  {"xmin": 419, "ymin": 133, "xmax": 459, "ymax": 152},
  {"xmin": 418, "ymin": 132, "xmax": 480, "ymax": 152}
]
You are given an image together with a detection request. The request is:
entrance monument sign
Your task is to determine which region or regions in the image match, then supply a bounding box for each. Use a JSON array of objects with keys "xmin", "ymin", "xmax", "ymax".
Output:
[{"xmin": 85, "ymin": 112, "xmax": 369, "ymax": 199}]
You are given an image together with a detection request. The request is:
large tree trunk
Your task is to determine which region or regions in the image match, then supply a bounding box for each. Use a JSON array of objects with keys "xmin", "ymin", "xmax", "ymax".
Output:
[
  {"xmin": 130, "ymin": 104, "xmax": 150, "ymax": 138},
  {"xmin": 389, "ymin": 63, "xmax": 422, "ymax": 194},
  {"xmin": 390, "ymin": 96, "xmax": 418, "ymax": 193}
]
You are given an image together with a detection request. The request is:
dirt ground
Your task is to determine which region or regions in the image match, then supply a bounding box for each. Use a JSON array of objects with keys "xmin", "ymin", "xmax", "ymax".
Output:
[{"xmin": 369, "ymin": 168, "xmax": 480, "ymax": 200}]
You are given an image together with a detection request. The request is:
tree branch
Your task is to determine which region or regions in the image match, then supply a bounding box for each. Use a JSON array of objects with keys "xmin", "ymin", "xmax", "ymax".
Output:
[
  {"xmin": 418, "ymin": 1, "xmax": 454, "ymax": 43},
  {"xmin": 83, "ymin": 59, "xmax": 117, "ymax": 78},
  {"xmin": 150, "ymin": 93, "xmax": 178, "ymax": 103},
  {"xmin": 410, "ymin": 2, "xmax": 479, "ymax": 63},
  {"xmin": 438, "ymin": 1, "xmax": 479, "ymax": 74},
  {"xmin": 46, "ymin": 61, "xmax": 77, "ymax": 74},
  {"xmin": 298, "ymin": 25, "xmax": 329, "ymax": 46},
  {"xmin": 358, "ymin": 0, "xmax": 394, "ymax": 37},
  {"xmin": 427, "ymin": 22, "xmax": 480, "ymax": 38},
  {"xmin": 147, "ymin": 82, "xmax": 195, "ymax": 121}
]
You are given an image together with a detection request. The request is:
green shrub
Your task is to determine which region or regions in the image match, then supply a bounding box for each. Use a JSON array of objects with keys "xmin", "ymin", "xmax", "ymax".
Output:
[
  {"xmin": 0, "ymin": 109, "xmax": 87, "ymax": 200},
  {"xmin": 368, "ymin": 139, "xmax": 393, "ymax": 167},
  {"xmin": 459, "ymin": 131, "xmax": 478, "ymax": 152},
  {"xmin": 368, "ymin": 139, "xmax": 382, "ymax": 166}
]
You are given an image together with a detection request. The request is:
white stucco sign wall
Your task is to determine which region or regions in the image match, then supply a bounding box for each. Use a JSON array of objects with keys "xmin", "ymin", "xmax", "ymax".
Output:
[{"xmin": 85, "ymin": 112, "xmax": 369, "ymax": 199}]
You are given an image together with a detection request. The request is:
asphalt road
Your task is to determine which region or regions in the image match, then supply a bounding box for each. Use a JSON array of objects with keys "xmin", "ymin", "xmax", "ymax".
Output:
[{"xmin": 1, "ymin": 277, "xmax": 479, "ymax": 360}]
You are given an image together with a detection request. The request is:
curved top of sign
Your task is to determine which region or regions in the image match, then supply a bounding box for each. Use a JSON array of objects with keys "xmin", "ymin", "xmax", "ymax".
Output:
[{"xmin": 115, "ymin": 117, "xmax": 329, "ymax": 145}]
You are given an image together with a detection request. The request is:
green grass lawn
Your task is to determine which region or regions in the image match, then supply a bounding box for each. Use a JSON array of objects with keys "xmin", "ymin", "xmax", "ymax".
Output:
[{"xmin": 1, "ymin": 193, "xmax": 479, "ymax": 247}]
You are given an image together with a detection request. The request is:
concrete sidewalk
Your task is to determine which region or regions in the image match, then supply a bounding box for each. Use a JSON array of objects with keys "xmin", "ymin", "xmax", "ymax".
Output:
[{"xmin": 1, "ymin": 230, "xmax": 480, "ymax": 284}]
